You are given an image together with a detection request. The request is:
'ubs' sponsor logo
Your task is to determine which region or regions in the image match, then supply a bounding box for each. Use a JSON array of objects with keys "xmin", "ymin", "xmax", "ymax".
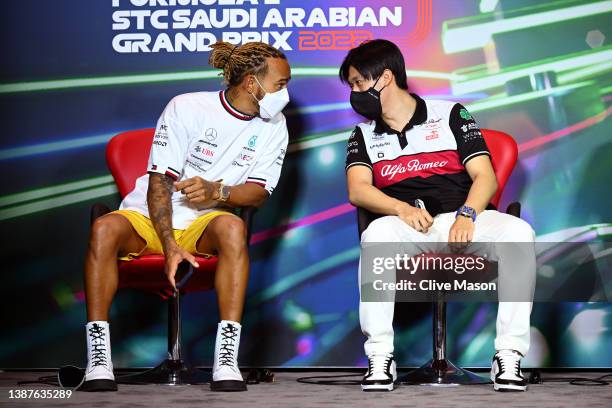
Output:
[{"xmin": 194, "ymin": 146, "xmax": 212, "ymax": 155}]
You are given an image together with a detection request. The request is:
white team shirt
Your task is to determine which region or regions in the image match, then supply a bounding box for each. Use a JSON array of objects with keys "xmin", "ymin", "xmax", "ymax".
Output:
[{"xmin": 119, "ymin": 90, "xmax": 289, "ymax": 229}]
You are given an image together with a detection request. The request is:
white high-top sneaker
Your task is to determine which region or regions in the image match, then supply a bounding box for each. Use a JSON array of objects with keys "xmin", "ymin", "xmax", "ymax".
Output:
[
  {"xmin": 81, "ymin": 321, "xmax": 117, "ymax": 392},
  {"xmin": 361, "ymin": 353, "xmax": 397, "ymax": 391},
  {"xmin": 491, "ymin": 349, "xmax": 528, "ymax": 392},
  {"xmin": 211, "ymin": 320, "xmax": 247, "ymax": 392}
]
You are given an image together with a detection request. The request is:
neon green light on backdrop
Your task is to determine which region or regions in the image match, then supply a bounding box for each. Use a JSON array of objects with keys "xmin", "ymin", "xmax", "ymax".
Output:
[
  {"xmin": 0, "ymin": 68, "xmax": 457, "ymax": 94},
  {"xmin": 443, "ymin": 0, "xmax": 612, "ymax": 54},
  {"xmin": 451, "ymin": 47, "xmax": 612, "ymax": 95}
]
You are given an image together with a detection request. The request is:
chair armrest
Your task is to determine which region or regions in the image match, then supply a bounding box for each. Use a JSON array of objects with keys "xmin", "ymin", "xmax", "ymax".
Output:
[
  {"xmin": 90, "ymin": 203, "xmax": 111, "ymax": 225},
  {"xmin": 505, "ymin": 201, "xmax": 521, "ymax": 218},
  {"xmin": 239, "ymin": 206, "xmax": 257, "ymax": 245}
]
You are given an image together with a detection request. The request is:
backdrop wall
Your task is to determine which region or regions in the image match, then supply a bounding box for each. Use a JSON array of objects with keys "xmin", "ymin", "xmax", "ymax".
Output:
[{"xmin": 1, "ymin": 0, "xmax": 611, "ymax": 368}]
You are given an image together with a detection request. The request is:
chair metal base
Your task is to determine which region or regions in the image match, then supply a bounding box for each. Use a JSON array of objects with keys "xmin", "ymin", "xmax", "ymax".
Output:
[
  {"xmin": 399, "ymin": 358, "xmax": 491, "ymax": 386},
  {"xmin": 117, "ymin": 359, "xmax": 211, "ymax": 386}
]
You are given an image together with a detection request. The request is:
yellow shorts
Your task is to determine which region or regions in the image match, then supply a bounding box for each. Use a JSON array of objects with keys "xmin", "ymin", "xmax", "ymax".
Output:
[{"xmin": 112, "ymin": 209, "xmax": 234, "ymax": 261}]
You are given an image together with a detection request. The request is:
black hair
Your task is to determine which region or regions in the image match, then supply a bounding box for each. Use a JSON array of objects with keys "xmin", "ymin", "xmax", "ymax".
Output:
[{"xmin": 339, "ymin": 39, "xmax": 408, "ymax": 90}]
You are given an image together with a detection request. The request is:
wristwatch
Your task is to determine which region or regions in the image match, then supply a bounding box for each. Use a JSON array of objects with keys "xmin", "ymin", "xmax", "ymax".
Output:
[
  {"xmin": 217, "ymin": 183, "xmax": 231, "ymax": 202},
  {"xmin": 455, "ymin": 205, "xmax": 476, "ymax": 222}
]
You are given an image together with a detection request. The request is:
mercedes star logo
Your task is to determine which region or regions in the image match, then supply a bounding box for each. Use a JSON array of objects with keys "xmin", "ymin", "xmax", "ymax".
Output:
[{"xmin": 205, "ymin": 128, "xmax": 217, "ymax": 141}]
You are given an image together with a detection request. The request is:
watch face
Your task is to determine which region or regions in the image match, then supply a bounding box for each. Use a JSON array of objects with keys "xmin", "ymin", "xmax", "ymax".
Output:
[
  {"xmin": 460, "ymin": 207, "xmax": 475, "ymax": 220},
  {"xmin": 221, "ymin": 185, "xmax": 231, "ymax": 200}
]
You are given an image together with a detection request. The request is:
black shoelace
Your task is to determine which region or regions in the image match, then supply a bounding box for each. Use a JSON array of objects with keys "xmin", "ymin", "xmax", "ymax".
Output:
[
  {"xmin": 499, "ymin": 354, "xmax": 522, "ymax": 378},
  {"xmin": 219, "ymin": 324, "xmax": 239, "ymax": 367},
  {"xmin": 368, "ymin": 356, "xmax": 391, "ymax": 376},
  {"xmin": 89, "ymin": 323, "xmax": 108, "ymax": 368},
  {"xmin": 514, "ymin": 359, "xmax": 522, "ymax": 377}
]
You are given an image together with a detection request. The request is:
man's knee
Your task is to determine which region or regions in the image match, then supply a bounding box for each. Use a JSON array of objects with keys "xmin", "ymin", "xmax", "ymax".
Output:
[
  {"xmin": 503, "ymin": 217, "xmax": 536, "ymax": 242},
  {"xmin": 361, "ymin": 216, "xmax": 407, "ymax": 243},
  {"xmin": 89, "ymin": 214, "xmax": 126, "ymax": 251},
  {"xmin": 211, "ymin": 215, "xmax": 247, "ymax": 250},
  {"xmin": 361, "ymin": 217, "xmax": 387, "ymax": 243},
  {"xmin": 361, "ymin": 216, "xmax": 420, "ymax": 243}
]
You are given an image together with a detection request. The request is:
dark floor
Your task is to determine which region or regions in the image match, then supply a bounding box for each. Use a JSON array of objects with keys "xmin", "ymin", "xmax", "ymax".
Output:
[{"xmin": 1, "ymin": 370, "xmax": 611, "ymax": 408}]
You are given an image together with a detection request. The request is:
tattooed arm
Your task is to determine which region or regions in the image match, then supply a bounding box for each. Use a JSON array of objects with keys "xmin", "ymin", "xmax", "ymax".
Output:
[
  {"xmin": 147, "ymin": 173, "xmax": 199, "ymax": 289},
  {"xmin": 147, "ymin": 173, "xmax": 176, "ymax": 250}
]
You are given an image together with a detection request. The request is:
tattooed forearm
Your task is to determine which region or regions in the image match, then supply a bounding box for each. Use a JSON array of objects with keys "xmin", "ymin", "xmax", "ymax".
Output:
[{"xmin": 147, "ymin": 173, "xmax": 176, "ymax": 251}]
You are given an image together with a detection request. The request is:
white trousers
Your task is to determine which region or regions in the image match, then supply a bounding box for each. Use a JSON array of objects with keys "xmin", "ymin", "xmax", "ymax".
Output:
[{"xmin": 359, "ymin": 210, "xmax": 536, "ymax": 357}]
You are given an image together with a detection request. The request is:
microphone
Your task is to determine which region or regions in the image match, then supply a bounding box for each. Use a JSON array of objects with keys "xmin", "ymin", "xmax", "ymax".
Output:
[{"xmin": 415, "ymin": 196, "xmax": 443, "ymax": 216}]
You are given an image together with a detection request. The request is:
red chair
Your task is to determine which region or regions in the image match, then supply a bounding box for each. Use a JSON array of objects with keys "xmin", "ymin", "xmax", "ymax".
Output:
[
  {"xmin": 356, "ymin": 129, "xmax": 521, "ymax": 385},
  {"xmin": 90, "ymin": 128, "xmax": 256, "ymax": 385}
]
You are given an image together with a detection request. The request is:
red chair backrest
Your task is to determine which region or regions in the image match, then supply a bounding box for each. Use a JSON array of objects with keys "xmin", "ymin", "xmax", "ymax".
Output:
[
  {"xmin": 106, "ymin": 128, "xmax": 155, "ymax": 198},
  {"xmin": 481, "ymin": 129, "xmax": 518, "ymax": 208}
]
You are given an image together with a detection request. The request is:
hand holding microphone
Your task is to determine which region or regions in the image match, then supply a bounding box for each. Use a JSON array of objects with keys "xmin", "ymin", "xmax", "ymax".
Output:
[{"xmin": 397, "ymin": 198, "xmax": 433, "ymax": 233}]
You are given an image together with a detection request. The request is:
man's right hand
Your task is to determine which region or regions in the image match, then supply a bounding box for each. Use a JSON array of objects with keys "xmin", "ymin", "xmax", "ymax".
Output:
[
  {"xmin": 396, "ymin": 202, "xmax": 433, "ymax": 233},
  {"xmin": 164, "ymin": 243, "xmax": 200, "ymax": 290}
]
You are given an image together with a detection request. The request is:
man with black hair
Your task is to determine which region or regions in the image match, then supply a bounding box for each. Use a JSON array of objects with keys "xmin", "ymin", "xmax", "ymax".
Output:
[{"xmin": 340, "ymin": 39, "xmax": 536, "ymax": 392}]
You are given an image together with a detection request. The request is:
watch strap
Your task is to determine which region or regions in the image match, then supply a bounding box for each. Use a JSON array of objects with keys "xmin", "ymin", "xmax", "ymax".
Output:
[{"xmin": 455, "ymin": 205, "xmax": 476, "ymax": 222}]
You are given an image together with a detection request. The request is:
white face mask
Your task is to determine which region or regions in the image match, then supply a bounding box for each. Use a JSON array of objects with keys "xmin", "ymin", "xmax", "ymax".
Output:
[{"xmin": 251, "ymin": 76, "xmax": 290, "ymax": 119}]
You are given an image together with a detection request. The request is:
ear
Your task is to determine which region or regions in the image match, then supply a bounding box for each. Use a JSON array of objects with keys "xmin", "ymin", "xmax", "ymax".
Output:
[
  {"xmin": 381, "ymin": 69, "xmax": 394, "ymax": 88},
  {"xmin": 242, "ymin": 74, "xmax": 256, "ymax": 94}
]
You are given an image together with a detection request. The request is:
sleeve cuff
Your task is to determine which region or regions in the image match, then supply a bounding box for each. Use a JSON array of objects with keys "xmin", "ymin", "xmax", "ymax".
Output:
[
  {"xmin": 246, "ymin": 177, "xmax": 273, "ymax": 194},
  {"xmin": 345, "ymin": 162, "xmax": 373, "ymax": 172},
  {"xmin": 462, "ymin": 151, "xmax": 491, "ymax": 166},
  {"xmin": 148, "ymin": 164, "xmax": 181, "ymax": 180}
]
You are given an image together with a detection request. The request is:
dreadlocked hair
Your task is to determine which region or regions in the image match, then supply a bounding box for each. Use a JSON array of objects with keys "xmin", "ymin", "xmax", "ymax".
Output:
[{"xmin": 209, "ymin": 41, "xmax": 287, "ymax": 87}]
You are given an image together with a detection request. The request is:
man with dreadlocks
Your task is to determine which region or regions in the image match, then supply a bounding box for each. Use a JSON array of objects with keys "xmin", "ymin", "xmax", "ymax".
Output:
[{"xmin": 82, "ymin": 41, "xmax": 291, "ymax": 392}]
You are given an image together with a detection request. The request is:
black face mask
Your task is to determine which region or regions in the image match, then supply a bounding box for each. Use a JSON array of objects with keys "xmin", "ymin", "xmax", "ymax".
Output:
[{"xmin": 350, "ymin": 76, "xmax": 385, "ymax": 120}]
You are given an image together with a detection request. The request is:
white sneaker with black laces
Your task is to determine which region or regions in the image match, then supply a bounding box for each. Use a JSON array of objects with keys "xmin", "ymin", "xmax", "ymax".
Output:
[
  {"xmin": 491, "ymin": 349, "xmax": 528, "ymax": 392},
  {"xmin": 361, "ymin": 353, "xmax": 397, "ymax": 391},
  {"xmin": 211, "ymin": 320, "xmax": 247, "ymax": 392},
  {"xmin": 81, "ymin": 321, "xmax": 117, "ymax": 392}
]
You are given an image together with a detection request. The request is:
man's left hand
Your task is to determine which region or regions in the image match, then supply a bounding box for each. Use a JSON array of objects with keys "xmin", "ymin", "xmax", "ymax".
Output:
[{"xmin": 174, "ymin": 177, "xmax": 220, "ymax": 204}]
